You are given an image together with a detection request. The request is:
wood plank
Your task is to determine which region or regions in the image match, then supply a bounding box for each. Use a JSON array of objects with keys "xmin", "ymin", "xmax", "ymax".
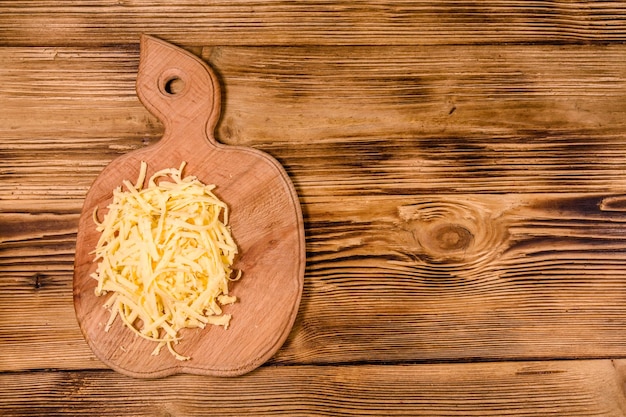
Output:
[
  {"xmin": 2, "ymin": 1, "xmax": 626, "ymax": 46},
  {"xmin": 1, "ymin": 360, "xmax": 626, "ymax": 416},
  {"xmin": 277, "ymin": 193, "xmax": 626, "ymax": 363},
  {"xmin": 5, "ymin": 193, "xmax": 626, "ymax": 370},
  {"xmin": 3, "ymin": 45, "xmax": 626, "ymax": 198}
]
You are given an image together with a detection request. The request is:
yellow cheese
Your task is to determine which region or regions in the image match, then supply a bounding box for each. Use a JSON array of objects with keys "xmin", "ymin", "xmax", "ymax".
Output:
[{"xmin": 91, "ymin": 161, "xmax": 240, "ymax": 361}]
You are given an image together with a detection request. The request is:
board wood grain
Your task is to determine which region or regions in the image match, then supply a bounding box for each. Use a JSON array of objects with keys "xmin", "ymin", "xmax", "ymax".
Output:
[{"xmin": 72, "ymin": 36, "xmax": 305, "ymax": 377}]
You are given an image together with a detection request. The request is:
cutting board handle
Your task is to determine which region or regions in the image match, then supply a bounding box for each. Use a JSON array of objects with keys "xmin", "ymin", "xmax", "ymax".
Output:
[{"xmin": 136, "ymin": 34, "xmax": 221, "ymax": 148}]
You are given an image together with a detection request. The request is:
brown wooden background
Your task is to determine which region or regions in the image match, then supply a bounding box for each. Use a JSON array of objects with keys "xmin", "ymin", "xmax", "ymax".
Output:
[{"xmin": 3, "ymin": 1, "xmax": 626, "ymax": 415}]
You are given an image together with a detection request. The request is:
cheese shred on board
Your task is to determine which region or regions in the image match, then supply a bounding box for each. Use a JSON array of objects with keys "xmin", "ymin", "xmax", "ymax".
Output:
[{"xmin": 91, "ymin": 161, "xmax": 240, "ymax": 361}]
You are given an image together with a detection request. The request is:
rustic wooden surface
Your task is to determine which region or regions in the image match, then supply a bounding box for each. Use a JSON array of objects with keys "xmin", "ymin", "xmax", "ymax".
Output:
[{"xmin": 3, "ymin": 1, "xmax": 626, "ymax": 415}]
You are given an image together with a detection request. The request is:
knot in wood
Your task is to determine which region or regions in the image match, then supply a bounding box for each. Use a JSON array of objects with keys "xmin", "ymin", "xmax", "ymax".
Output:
[
  {"xmin": 429, "ymin": 223, "xmax": 473, "ymax": 252},
  {"xmin": 398, "ymin": 197, "xmax": 510, "ymax": 271},
  {"xmin": 418, "ymin": 221, "xmax": 476, "ymax": 261}
]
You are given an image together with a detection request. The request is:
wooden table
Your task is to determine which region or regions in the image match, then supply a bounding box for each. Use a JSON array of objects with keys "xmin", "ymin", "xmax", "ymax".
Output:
[{"xmin": 3, "ymin": 2, "xmax": 626, "ymax": 415}]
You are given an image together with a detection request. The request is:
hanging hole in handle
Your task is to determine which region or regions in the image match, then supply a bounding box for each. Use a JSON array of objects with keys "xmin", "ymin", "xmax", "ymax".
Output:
[
  {"xmin": 164, "ymin": 77, "xmax": 185, "ymax": 95},
  {"xmin": 159, "ymin": 69, "xmax": 188, "ymax": 96}
]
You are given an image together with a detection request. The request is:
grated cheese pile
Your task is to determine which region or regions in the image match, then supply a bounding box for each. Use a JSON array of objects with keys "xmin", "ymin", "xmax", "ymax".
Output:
[{"xmin": 91, "ymin": 161, "xmax": 240, "ymax": 361}]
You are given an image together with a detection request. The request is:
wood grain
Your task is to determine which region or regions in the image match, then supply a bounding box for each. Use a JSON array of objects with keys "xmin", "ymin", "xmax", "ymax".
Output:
[
  {"xmin": 6, "ymin": 192, "xmax": 626, "ymax": 370},
  {"xmin": 2, "ymin": 1, "xmax": 626, "ymax": 46},
  {"xmin": 278, "ymin": 193, "xmax": 626, "ymax": 363},
  {"xmin": 3, "ymin": 4, "xmax": 626, "ymax": 410},
  {"xmin": 3, "ymin": 43, "xmax": 626, "ymax": 372},
  {"xmin": 3, "ymin": 44, "xmax": 626, "ymax": 196},
  {"xmin": 2, "ymin": 360, "xmax": 626, "ymax": 416}
]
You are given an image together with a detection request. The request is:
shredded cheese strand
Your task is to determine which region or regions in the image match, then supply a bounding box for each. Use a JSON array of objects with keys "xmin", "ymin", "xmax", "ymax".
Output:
[{"xmin": 91, "ymin": 161, "xmax": 239, "ymax": 361}]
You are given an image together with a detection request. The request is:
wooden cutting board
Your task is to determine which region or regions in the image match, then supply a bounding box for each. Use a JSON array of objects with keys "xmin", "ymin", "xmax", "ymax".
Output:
[{"xmin": 72, "ymin": 35, "xmax": 306, "ymax": 378}]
